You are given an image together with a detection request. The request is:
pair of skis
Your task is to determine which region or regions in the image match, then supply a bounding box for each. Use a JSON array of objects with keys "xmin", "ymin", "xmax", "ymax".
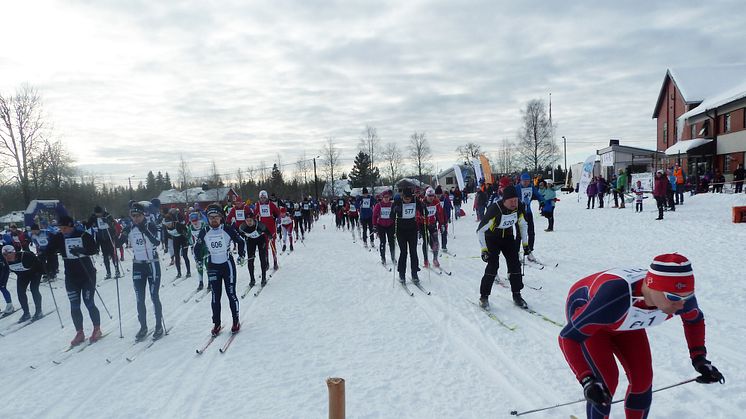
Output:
[
  {"xmin": 399, "ymin": 280, "xmax": 430, "ymax": 296},
  {"xmin": 0, "ymin": 309, "xmax": 55, "ymax": 337},
  {"xmin": 195, "ymin": 326, "xmax": 239, "ymax": 354},
  {"xmin": 47, "ymin": 330, "xmax": 113, "ymax": 366}
]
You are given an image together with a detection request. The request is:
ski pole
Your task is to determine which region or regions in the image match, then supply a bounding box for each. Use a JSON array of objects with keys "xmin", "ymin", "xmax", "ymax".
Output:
[
  {"xmin": 115, "ymin": 274, "xmax": 123, "ymax": 338},
  {"xmin": 47, "ymin": 276, "xmax": 64, "ymax": 329},
  {"xmin": 509, "ymin": 377, "xmax": 701, "ymax": 416}
]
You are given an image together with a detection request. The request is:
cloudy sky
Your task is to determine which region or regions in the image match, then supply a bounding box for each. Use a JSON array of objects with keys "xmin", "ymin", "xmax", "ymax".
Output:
[{"xmin": 2, "ymin": 0, "xmax": 744, "ymax": 186}]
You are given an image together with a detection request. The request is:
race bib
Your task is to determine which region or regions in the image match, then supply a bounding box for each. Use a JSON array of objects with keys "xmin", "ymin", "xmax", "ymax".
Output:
[
  {"xmin": 294, "ymin": 211, "xmax": 302, "ymax": 217},
  {"xmin": 235, "ymin": 210, "xmax": 245, "ymax": 221},
  {"xmin": 497, "ymin": 212, "xmax": 517, "ymax": 229},
  {"xmin": 97, "ymin": 218, "xmax": 109, "ymax": 229},
  {"xmin": 338, "ymin": 200, "xmax": 344, "ymax": 206},
  {"xmin": 207, "ymin": 236, "xmax": 226, "ymax": 256},
  {"xmin": 616, "ymin": 306, "xmax": 669, "ymax": 331},
  {"xmin": 9, "ymin": 262, "xmax": 26, "ymax": 272},
  {"xmin": 427, "ymin": 205, "xmax": 436, "ymax": 217},
  {"xmin": 259, "ymin": 204, "xmax": 271, "ymax": 217},
  {"xmin": 402, "ymin": 203, "xmax": 416, "ymax": 219},
  {"xmin": 361, "ymin": 199, "xmax": 371, "ymax": 209},
  {"xmin": 380, "ymin": 207, "xmax": 392, "ymax": 219},
  {"xmin": 37, "ymin": 237, "xmax": 49, "ymax": 247},
  {"xmin": 349, "ymin": 204, "xmax": 356, "ymax": 212},
  {"xmin": 65, "ymin": 237, "xmax": 84, "ymax": 259},
  {"xmin": 281, "ymin": 216, "xmax": 293, "ymax": 226},
  {"xmin": 303, "ymin": 204, "xmax": 309, "ymax": 210},
  {"xmin": 246, "ymin": 230, "xmax": 261, "ymax": 239},
  {"xmin": 522, "ymin": 189, "xmax": 532, "ymax": 202}
]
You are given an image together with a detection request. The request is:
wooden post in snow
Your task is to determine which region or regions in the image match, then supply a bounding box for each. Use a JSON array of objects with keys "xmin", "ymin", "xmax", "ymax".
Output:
[{"xmin": 326, "ymin": 377, "xmax": 345, "ymax": 419}]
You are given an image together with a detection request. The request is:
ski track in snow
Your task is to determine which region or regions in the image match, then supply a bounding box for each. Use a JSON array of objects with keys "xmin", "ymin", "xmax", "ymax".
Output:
[{"xmin": 2, "ymin": 193, "xmax": 745, "ymax": 418}]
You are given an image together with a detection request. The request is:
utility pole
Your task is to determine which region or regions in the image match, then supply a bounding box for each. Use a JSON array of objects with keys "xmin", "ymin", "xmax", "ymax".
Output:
[
  {"xmin": 128, "ymin": 176, "xmax": 133, "ymax": 200},
  {"xmin": 313, "ymin": 157, "xmax": 319, "ymax": 201},
  {"xmin": 562, "ymin": 136, "xmax": 568, "ymax": 185}
]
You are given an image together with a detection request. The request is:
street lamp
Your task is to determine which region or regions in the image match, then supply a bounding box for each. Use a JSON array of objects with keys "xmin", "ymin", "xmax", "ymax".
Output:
[
  {"xmin": 127, "ymin": 175, "xmax": 135, "ymax": 200},
  {"xmin": 562, "ymin": 136, "xmax": 568, "ymax": 185},
  {"xmin": 313, "ymin": 155, "xmax": 320, "ymax": 201}
]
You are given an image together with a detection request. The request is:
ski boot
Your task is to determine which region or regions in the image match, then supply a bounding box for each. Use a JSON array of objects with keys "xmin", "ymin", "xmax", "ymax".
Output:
[
  {"xmin": 249, "ymin": 280, "xmax": 256, "ymax": 287},
  {"xmin": 231, "ymin": 318, "xmax": 240, "ymax": 334},
  {"xmin": 398, "ymin": 274, "xmax": 406, "ymax": 284},
  {"xmin": 260, "ymin": 279, "xmax": 267, "ymax": 287},
  {"xmin": 197, "ymin": 281, "xmax": 204, "ymax": 291},
  {"xmin": 290, "ymin": 243, "xmax": 294, "ymax": 252},
  {"xmin": 433, "ymin": 259, "xmax": 440, "ymax": 268},
  {"xmin": 273, "ymin": 262, "xmax": 279, "ymax": 270},
  {"xmin": 185, "ymin": 272, "xmax": 191, "ymax": 278},
  {"xmin": 104, "ymin": 273, "xmax": 112, "ymax": 280},
  {"xmin": 479, "ymin": 297, "xmax": 490, "ymax": 310},
  {"xmin": 282, "ymin": 244, "xmax": 287, "ymax": 252},
  {"xmin": 512, "ymin": 292, "xmax": 528, "ymax": 309},
  {"xmin": 411, "ymin": 274, "xmax": 420, "ymax": 285},
  {"xmin": 89, "ymin": 326, "xmax": 103, "ymax": 343},
  {"xmin": 3, "ymin": 303, "xmax": 15, "ymax": 315},
  {"xmin": 135, "ymin": 325, "xmax": 149, "ymax": 341},
  {"xmin": 70, "ymin": 330, "xmax": 86, "ymax": 347},
  {"xmin": 153, "ymin": 324, "xmax": 164, "ymax": 340},
  {"xmin": 175, "ymin": 273, "xmax": 182, "ymax": 279},
  {"xmin": 211, "ymin": 323, "xmax": 222, "ymax": 337},
  {"xmin": 32, "ymin": 311, "xmax": 44, "ymax": 321},
  {"xmin": 381, "ymin": 258, "xmax": 386, "ymax": 266},
  {"xmin": 115, "ymin": 269, "xmax": 122, "ymax": 278},
  {"xmin": 18, "ymin": 312, "xmax": 31, "ymax": 323},
  {"xmin": 423, "ymin": 260, "xmax": 429, "ymax": 268}
]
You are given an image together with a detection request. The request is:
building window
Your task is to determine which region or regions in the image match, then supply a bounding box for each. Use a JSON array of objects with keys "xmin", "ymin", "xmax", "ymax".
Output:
[
  {"xmin": 700, "ymin": 120, "xmax": 710, "ymax": 137},
  {"xmin": 446, "ymin": 176, "xmax": 454, "ymax": 184},
  {"xmin": 725, "ymin": 113, "xmax": 732, "ymax": 132},
  {"xmin": 725, "ymin": 154, "xmax": 733, "ymax": 173},
  {"xmin": 663, "ymin": 122, "xmax": 668, "ymax": 147},
  {"xmin": 690, "ymin": 123, "xmax": 696, "ymax": 139}
]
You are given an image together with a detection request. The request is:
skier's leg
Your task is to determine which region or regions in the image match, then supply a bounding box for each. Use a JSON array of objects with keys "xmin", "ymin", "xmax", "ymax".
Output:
[
  {"xmin": 578, "ymin": 333, "xmax": 618, "ymax": 419},
  {"xmin": 65, "ymin": 277, "xmax": 84, "ymax": 331},
  {"xmin": 208, "ymin": 266, "xmax": 222, "ymax": 325},
  {"xmin": 148, "ymin": 262, "xmax": 163, "ymax": 328},
  {"xmin": 407, "ymin": 231, "xmax": 419, "ymax": 277},
  {"xmin": 17, "ymin": 276, "xmax": 31, "ymax": 315},
  {"xmin": 504, "ymin": 240, "xmax": 524, "ymax": 294},
  {"xmin": 613, "ymin": 330, "xmax": 653, "ymax": 419},
  {"xmin": 225, "ymin": 258, "xmax": 239, "ymax": 320},
  {"xmin": 81, "ymin": 278, "xmax": 101, "ymax": 327},
  {"xmin": 396, "ymin": 231, "xmax": 408, "ymax": 276},
  {"xmin": 132, "ymin": 263, "xmax": 148, "ymax": 328},
  {"xmin": 30, "ymin": 274, "xmax": 42, "ymax": 314}
]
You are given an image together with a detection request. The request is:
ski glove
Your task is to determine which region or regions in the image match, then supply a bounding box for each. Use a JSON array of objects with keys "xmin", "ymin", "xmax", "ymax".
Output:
[
  {"xmin": 581, "ymin": 376, "xmax": 611, "ymax": 407},
  {"xmin": 692, "ymin": 356, "xmax": 725, "ymax": 384},
  {"xmin": 480, "ymin": 248, "xmax": 490, "ymax": 262}
]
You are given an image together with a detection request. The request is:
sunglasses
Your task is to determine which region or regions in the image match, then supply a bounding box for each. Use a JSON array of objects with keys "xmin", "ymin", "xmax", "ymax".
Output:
[{"xmin": 663, "ymin": 291, "xmax": 695, "ymax": 302}]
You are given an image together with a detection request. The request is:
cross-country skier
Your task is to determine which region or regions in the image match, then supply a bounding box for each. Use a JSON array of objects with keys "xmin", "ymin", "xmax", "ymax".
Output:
[
  {"xmin": 292, "ymin": 202, "xmax": 304, "ymax": 241},
  {"xmin": 193, "ymin": 204, "xmax": 245, "ymax": 335},
  {"xmin": 393, "ymin": 189, "xmax": 426, "ymax": 284},
  {"xmin": 516, "ymin": 172, "xmax": 543, "ymax": 255},
  {"xmin": 0, "ymin": 249, "xmax": 14, "ymax": 315},
  {"xmin": 30, "ymin": 223, "xmax": 56, "ymax": 280},
  {"xmin": 421, "ymin": 187, "xmax": 445, "ymax": 268},
  {"xmin": 48, "ymin": 215, "xmax": 103, "ymax": 346},
  {"xmin": 88, "ymin": 206, "xmax": 121, "ymax": 279},
  {"xmin": 476, "ymin": 185, "xmax": 530, "ymax": 309},
  {"xmin": 435, "ymin": 186, "xmax": 452, "ymax": 252},
  {"xmin": 279, "ymin": 207, "xmax": 294, "ymax": 252},
  {"xmin": 356, "ymin": 188, "xmax": 376, "ymax": 248},
  {"xmin": 188, "ymin": 212, "xmax": 208, "ymax": 290},
  {"xmin": 301, "ymin": 196, "xmax": 313, "ymax": 232},
  {"xmin": 237, "ymin": 209, "xmax": 271, "ymax": 287},
  {"xmin": 2, "ymin": 245, "xmax": 44, "ymax": 322},
  {"xmin": 558, "ymin": 254, "xmax": 724, "ymax": 419},
  {"xmin": 256, "ymin": 190, "xmax": 281, "ymax": 270},
  {"xmin": 128, "ymin": 203, "xmax": 165, "ymax": 340},
  {"xmin": 373, "ymin": 189, "xmax": 396, "ymax": 266},
  {"xmin": 163, "ymin": 213, "xmax": 191, "ymax": 279}
]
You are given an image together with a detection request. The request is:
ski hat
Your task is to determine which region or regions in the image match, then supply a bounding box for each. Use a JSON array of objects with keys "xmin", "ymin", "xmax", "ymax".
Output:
[
  {"xmin": 94, "ymin": 205, "xmax": 104, "ymax": 214},
  {"xmin": 259, "ymin": 190, "xmax": 268, "ymax": 199},
  {"xmin": 206, "ymin": 204, "xmax": 223, "ymax": 217},
  {"xmin": 129, "ymin": 202, "xmax": 146, "ymax": 215},
  {"xmin": 425, "ymin": 187, "xmax": 435, "ymax": 196},
  {"xmin": 502, "ymin": 185, "xmax": 519, "ymax": 200},
  {"xmin": 656, "ymin": 169, "xmax": 664, "ymax": 175},
  {"xmin": 382, "ymin": 189, "xmax": 392, "ymax": 197},
  {"xmin": 646, "ymin": 253, "xmax": 695, "ymax": 294},
  {"xmin": 435, "ymin": 185, "xmax": 443, "ymax": 195},
  {"xmin": 2, "ymin": 245, "xmax": 15, "ymax": 254},
  {"xmin": 499, "ymin": 176, "xmax": 511, "ymax": 188},
  {"xmin": 362, "ymin": 187, "xmax": 369, "ymax": 194},
  {"xmin": 520, "ymin": 172, "xmax": 531, "ymax": 181},
  {"xmin": 189, "ymin": 212, "xmax": 200, "ymax": 221},
  {"xmin": 402, "ymin": 188, "xmax": 414, "ymax": 198},
  {"xmin": 280, "ymin": 207, "xmax": 287, "ymax": 214},
  {"xmin": 58, "ymin": 215, "xmax": 75, "ymax": 228}
]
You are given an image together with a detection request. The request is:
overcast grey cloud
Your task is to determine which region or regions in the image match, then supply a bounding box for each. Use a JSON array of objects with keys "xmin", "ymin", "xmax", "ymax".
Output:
[{"xmin": 2, "ymin": 0, "xmax": 744, "ymax": 185}]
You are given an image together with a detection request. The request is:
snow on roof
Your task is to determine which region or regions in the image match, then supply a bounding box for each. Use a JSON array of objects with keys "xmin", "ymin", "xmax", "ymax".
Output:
[
  {"xmin": 669, "ymin": 64, "xmax": 746, "ymax": 103},
  {"xmin": 677, "ymin": 79, "xmax": 746, "ymax": 123},
  {"xmin": 322, "ymin": 179, "xmax": 352, "ymax": 196},
  {"xmin": 664, "ymin": 138, "xmax": 713, "ymax": 156},
  {"xmin": 0, "ymin": 211, "xmax": 25, "ymax": 224},
  {"xmin": 157, "ymin": 187, "xmax": 234, "ymax": 205}
]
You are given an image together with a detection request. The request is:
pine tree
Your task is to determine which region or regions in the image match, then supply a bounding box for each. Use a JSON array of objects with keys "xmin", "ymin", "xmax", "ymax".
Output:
[
  {"xmin": 146, "ymin": 171, "xmax": 156, "ymax": 193},
  {"xmin": 164, "ymin": 172, "xmax": 172, "ymax": 189},
  {"xmin": 155, "ymin": 171, "xmax": 165, "ymax": 190},
  {"xmin": 348, "ymin": 151, "xmax": 380, "ymax": 188},
  {"xmin": 270, "ymin": 164, "xmax": 284, "ymax": 191}
]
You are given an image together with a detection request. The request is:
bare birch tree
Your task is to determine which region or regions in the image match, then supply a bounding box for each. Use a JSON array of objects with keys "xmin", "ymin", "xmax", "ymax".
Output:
[
  {"xmin": 320, "ymin": 137, "xmax": 341, "ymax": 197},
  {"xmin": 380, "ymin": 142, "xmax": 403, "ymax": 184},
  {"xmin": 455, "ymin": 142, "xmax": 482, "ymax": 165},
  {"xmin": 358, "ymin": 125, "xmax": 381, "ymax": 190},
  {"xmin": 408, "ymin": 131, "xmax": 432, "ymax": 183},
  {"xmin": 516, "ymin": 99, "xmax": 558, "ymax": 172}
]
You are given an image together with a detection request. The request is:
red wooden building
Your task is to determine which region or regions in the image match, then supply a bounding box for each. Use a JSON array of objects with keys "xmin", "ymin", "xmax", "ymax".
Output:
[{"xmin": 652, "ymin": 64, "xmax": 746, "ymax": 178}]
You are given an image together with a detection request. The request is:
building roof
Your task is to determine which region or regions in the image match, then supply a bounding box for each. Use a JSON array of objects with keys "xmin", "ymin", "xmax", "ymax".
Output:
[
  {"xmin": 652, "ymin": 64, "xmax": 746, "ymax": 118},
  {"xmin": 596, "ymin": 144, "xmax": 663, "ymax": 157},
  {"xmin": 157, "ymin": 187, "xmax": 235, "ymax": 205},
  {"xmin": 0, "ymin": 211, "xmax": 25, "ymax": 224},
  {"xmin": 677, "ymin": 79, "xmax": 746, "ymax": 122},
  {"xmin": 664, "ymin": 138, "xmax": 713, "ymax": 156}
]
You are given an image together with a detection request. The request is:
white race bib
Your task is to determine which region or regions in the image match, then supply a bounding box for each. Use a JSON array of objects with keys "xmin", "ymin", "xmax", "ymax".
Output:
[
  {"xmin": 361, "ymin": 199, "xmax": 371, "ymax": 209},
  {"xmin": 497, "ymin": 212, "xmax": 517, "ymax": 229},
  {"xmin": 9, "ymin": 262, "xmax": 26, "ymax": 272},
  {"xmin": 294, "ymin": 211, "xmax": 302, "ymax": 217},
  {"xmin": 235, "ymin": 210, "xmax": 245, "ymax": 221},
  {"xmin": 349, "ymin": 204, "xmax": 356, "ymax": 212},
  {"xmin": 37, "ymin": 237, "xmax": 49, "ymax": 246},
  {"xmin": 380, "ymin": 207, "xmax": 392, "ymax": 219},
  {"xmin": 259, "ymin": 204, "xmax": 271, "ymax": 217},
  {"xmin": 616, "ymin": 306, "xmax": 669, "ymax": 331},
  {"xmin": 402, "ymin": 203, "xmax": 416, "ymax": 219},
  {"xmin": 303, "ymin": 204, "xmax": 309, "ymax": 210},
  {"xmin": 246, "ymin": 230, "xmax": 261, "ymax": 239},
  {"xmin": 65, "ymin": 237, "xmax": 84, "ymax": 259},
  {"xmin": 427, "ymin": 205, "xmax": 436, "ymax": 217},
  {"xmin": 97, "ymin": 218, "xmax": 109, "ymax": 229}
]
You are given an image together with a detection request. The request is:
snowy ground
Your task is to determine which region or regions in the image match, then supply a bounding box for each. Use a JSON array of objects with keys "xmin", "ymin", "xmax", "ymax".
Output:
[{"xmin": 2, "ymin": 191, "xmax": 745, "ymax": 418}]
